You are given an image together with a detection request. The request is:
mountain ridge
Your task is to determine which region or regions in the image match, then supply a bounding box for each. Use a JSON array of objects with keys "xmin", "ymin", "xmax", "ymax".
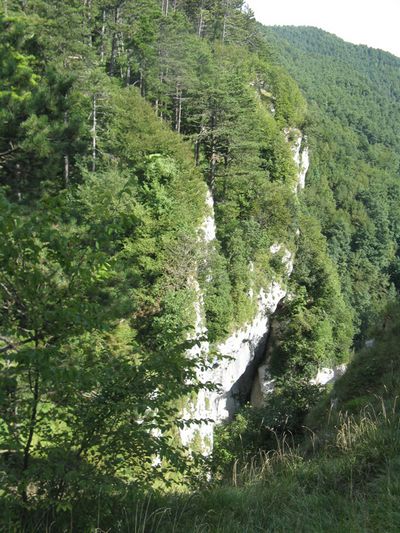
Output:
[{"xmin": 1, "ymin": 3, "xmax": 400, "ymax": 530}]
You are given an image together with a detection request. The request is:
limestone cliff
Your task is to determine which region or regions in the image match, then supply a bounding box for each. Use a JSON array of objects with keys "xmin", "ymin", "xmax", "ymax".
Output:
[{"xmin": 180, "ymin": 130, "xmax": 310, "ymax": 454}]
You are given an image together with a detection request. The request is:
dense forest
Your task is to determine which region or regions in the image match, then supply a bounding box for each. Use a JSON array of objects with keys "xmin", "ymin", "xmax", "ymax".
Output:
[
  {"xmin": 1, "ymin": 2, "xmax": 400, "ymax": 531},
  {"xmin": 264, "ymin": 26, "xmax": 400, "ymax": 338}
]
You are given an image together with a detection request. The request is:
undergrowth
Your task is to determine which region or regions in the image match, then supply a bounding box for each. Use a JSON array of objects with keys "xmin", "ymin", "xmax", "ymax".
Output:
[
  {"xmin": 3, "ymin": 401, "xmax": 400, "ymax": 532},
  {"xmin": 3, "ymin": 307, "xmax": 400, "ymax": 532}
]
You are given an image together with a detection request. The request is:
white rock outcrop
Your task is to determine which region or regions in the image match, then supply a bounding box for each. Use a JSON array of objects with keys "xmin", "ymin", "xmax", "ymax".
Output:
[
  {"xmin": 290, "ymin": 130, "xmax": 309, "ymax": 193},
  {"xmin": 201, "ymin": 189, "xmax": 216, "ymax": 242},
  {"xmin": 285, "ymin": 128, "xmax": 309, "ymax": 193},
  {"xmin": 180, "ymin": 190, "xmax": 290, "ymax": 453},
  {"xmin": 253, "ymin": 363, "xmax": 348, "ymax": 408},
  {"xmin": 214, "ymin": 282, "xmax": 286, "ymax": 421},
  {"xmin": 180, "ymin": 281, "xmax": 287, "ymax": 454},
  {"xmin": 180, "ymin": 129, "xmax": 311, "ymax": 454},
  {"xmin": 311, "ymin": 364, "xmax": 347, "ymax": 386},
  {"xmin": 270, "ymin": 243, "xmax": 294, "ymax": 276},
  {"xmin": 297, "ymin": 146, "xmax": 309, "ymax": 192}
]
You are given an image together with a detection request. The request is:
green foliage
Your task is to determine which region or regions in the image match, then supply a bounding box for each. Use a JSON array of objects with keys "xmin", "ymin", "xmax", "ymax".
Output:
[
  {"xmin": 0, "ymin": 10, "xmax": 216, "ymax": 514},
  {"xmin": 151, "ymin": 401, "xmax": 400, "ymax": 532},
  {"xmin": 264, "ymin": 26, "xmax": 400, "ymax": 340},
  {"xmin": 4, "ymin": 0, "xmax": 397, "ymax": 528},
  {"xmin": 0, "ymin": 15, "xmax": 39, "ymax": 102},
  {"xmin": 112, "ymin": 315, "xmax": 400, "ymax": 532},
  {"xmin": 0, "ymin": 14, "xmax": 89, "ymax": 198},
  {"xmin": 265, "ymin": 64, "xmax": 307, "ymax": 127},
  {"xmin": 0, "ymin": 169, "xmax": 208, "ymax": 505},
  {"xmin": 22, "ymin": 390, "xmax": 400, "ymax": 531},
  {"xmin": 200, "ymin": 247, "xmax": 234, "ymax": 342},
  {"xmin": 269, "ymin": 214, "xmax": 354, "ymax": 380},
  {"xmin": 318, "ymin": 302, "xmax": 400, "ymax": 418},
  {"xmin": 212, "ymin": 379, "xmax": 323, "ymax": 475},
  {"xmin": 0, "ymin": 0, "xmax": 308, "ymax": 337}
]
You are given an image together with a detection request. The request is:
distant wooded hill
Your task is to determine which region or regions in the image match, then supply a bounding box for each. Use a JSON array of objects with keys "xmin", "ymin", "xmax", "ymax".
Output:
[{"xmin": 262, "ymin": 25, "xmax": 400, "ymax": 340}]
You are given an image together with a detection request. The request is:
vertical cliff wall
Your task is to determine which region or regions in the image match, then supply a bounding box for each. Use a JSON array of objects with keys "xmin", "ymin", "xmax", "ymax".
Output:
[{"xmin": 180, "ymin": 131, "xmax": 309, "ymax": 454}]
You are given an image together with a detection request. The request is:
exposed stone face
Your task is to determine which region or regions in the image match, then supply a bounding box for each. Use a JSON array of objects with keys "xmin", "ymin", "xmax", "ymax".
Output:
[
  {"xmin": 269, "ymin": 243, "xmax": 293, "ymax": 276},
  {"xmin": 180, "ymin": 189, "xmax": 290, "ymax": 454},
  {"xmin": 297, "ymin": 146, "xmax": 309, "ymax": 192},
  {"xmin": 250, "ymin": 310, "xmax": 283, "ymax": 407},
  {"xmin": 201, "ymin": 189, "xmax": 216, "ymax": 243},
  {"xmin": 285, "ymin": 128, "xmax": 310, "ymax": 193},
  {"xmin": 251, "ymin": 364, "xmax": 275, "ymax": 406},
  {"xmin": 180, "ymin": 281, "xmax": 287, "ymax": 454},
  {"xmin": 252, "ymin": 358, "xmax": 348, "ymax": 407},
  {"xmin": 311, "ymin": 364, "xmax": 347, "ymax": 386},
  {"xmin": 214, "ymin": 283, "xmax": 287, "ymax": 420},
  {"xmin": 180, "ymin": 129, "xmax": 311, "ymax": 454}
]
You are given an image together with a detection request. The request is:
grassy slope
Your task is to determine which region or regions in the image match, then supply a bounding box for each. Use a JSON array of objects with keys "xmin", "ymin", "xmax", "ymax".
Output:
[
  {"xmin": 136, "ymin": 308, "xmax": 400, "ymax": 533},
  {"xmin": 41, "ymin": 306, "xmax": 398, "ymax": 532},
  {"xmin": 129, "ymin": 29, "xmax": 400, "ymax": 533},
  {"xmin": 11, "ymin": 323, "xmax": 400, "ymax": 531}
]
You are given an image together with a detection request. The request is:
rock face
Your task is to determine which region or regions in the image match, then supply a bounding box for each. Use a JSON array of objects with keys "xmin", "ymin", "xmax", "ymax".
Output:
[
  {"xmin": 250, "ymin": 311, "xmax": 282, "ymax": 408},
  {"xmin": 180, "ymin": 191, "xmax": 291, "ymax": 454},
  {"xmin": 180, "ymin": 189, "xmax": 291, "ymax": 453},
  {"xmin": 180, "ymin": 130, "xmax": 309, "ymax": 454},
  {"xmin": 287, "ymin": 128, "xmax": 310, "ymax": 193},
  {"xmin": 214, "ymin": 283, "xmax": 287, "ymax": 420},
  {"xmin": 297, "ymin": 145, "xmax": 309, "ymax": 192},
  {"xmin": 180, "ymin": 280, "xmax": 288, "ymax": 454},
  {"xmin": 311, "ymin": 364, "xmax": 347, "ymax": 386},
  {"xmin": 201, "ymin": 189, "xmax": 216, "ymax": 242}
]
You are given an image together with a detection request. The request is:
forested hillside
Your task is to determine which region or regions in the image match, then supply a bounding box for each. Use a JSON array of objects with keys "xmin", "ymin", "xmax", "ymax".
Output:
[
  {"xmin": 140, "ymin": 27, "xmax": 400, "ymax": 533},
  {"xmin": 263, "ymin": 26, "xmax": 400, "ymax": 339},
  {"xmin": 1, "ymin": 4, "xmax": 400, "ymax": 531}
]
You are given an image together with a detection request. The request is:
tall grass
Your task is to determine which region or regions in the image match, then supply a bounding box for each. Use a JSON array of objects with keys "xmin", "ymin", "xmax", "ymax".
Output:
[
  {"xmin": 3, "ymin": 401, "xmax": 400, "ymax": 532},
  {"xmin": 145, "ymin": 401, "xmax": 400, "ymax": 532}
]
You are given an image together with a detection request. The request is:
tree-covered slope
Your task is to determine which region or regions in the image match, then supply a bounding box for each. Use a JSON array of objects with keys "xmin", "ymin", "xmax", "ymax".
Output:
[
  {"xmin": 262, "ymin": 26, "xmax": 400, "ymax": 339},
  {"xmin": 143, "ymin": 303, "xmax": 400, "ymax": 533},
  {"xmin": 2, "ymin": 4, "xmax": 399, "ymax": 530},
  {"xmin": 1, "ymin": 3, "xmax": 355, "ymax": 527}
]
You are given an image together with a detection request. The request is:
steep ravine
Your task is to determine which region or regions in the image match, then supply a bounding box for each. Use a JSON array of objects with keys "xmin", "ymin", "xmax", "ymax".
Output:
[{"xmin": 180, "ymin": 130, "xmax": 310, "ymax": 454}]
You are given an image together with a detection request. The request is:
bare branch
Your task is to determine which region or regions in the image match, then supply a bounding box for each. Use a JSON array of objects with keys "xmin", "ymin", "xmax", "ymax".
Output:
[
  {"xmin": 0, "ymin": 143, "xmax": 19, "ymax": 159},
  {"xmin": 0, "ymin": 335, "xmax": 37, "ymax": 354}
]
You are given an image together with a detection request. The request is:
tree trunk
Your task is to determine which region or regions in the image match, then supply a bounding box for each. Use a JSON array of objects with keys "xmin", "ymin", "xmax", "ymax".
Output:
[
  {"xmin": 222, "ymin": 14, "xmax": 227, "ymax": 43},
  {"xmin": 21, "ymin": 335, "xmax": 41, "ymax": 505},
  {"xmin": 126, "ymin": 51, "xmax": 131, "ymax": 86},
  {"xmin": 64, "ymin": 111, "xmax": 69, "ymax": 187},
  {"xmin": 64, "ymin": 156, "xmax": 69, "ymax": 187},
  {"xmin": 109, "ymin": 37, "xmax": 117, "ymax": 75},
  {"xmin": 92, "ymin": 94, "xmax": 97, "ymax": 172},
  {"xmin": 198, "ymin": 8, "xmax": 204, "ymax": 37},
  {"xmin": 109, "ymin": 7, "xmax": 120, "ymax": 76},
  {"xmin": 3, "ymin": 356, "xmax": 18, "ymax": 453},
  {"xmin": 159, "ymin": 69, "xmax": 164, "ymax": 118},
  {"xmin": 175, "ymin": 83, "xmax": 182, "ymax": 134},
  {"xmin": 22, "ymin": 368, "xmax": 39, "ymax": 473},
  {"xmin": 100, "ymin": 9, "xmax": 106, "ymax": 64},
  {"xmin": 222, "ymin": 0, "xmax": 229, "ymax": 42},
  {"xmin": 209, "ymin": 113, "xmax": 217, "ymax": 191},
  {"xmin": 140, "ymin": 69, "xmax": 145, "ymax": 97},
  {"xmin": 84, "ymin": 0, "xmax": 93, "ymax": 47},
  {"xmin": 194, "ymin": 139, "xmax": 200, "ymax": 166}
]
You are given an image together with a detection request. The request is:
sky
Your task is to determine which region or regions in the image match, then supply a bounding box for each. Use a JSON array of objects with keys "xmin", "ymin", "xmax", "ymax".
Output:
[{"xmin": 245, "ymin": 0, "xmax": 400, "ymax": 58}]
